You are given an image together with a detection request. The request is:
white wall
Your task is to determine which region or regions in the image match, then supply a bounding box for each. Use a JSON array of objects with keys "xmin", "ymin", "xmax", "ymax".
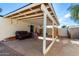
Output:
[
  {"xmin": 0, "ymin": 17, "xmax": 30, "ymax": 40},
  {"xmin": 58, "ymin": 28, "xmax": 68, "ymax": 37}
]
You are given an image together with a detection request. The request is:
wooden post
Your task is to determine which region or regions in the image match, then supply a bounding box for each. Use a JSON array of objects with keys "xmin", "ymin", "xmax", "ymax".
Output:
[
  {"xmin": 52, "ymin": 22, "xmax": 54, "ymax": 40},
  {"xmin": 43, "ymin": 12, "xmax": 47, "ymax": 55},
  {"xmin": 41, "ymin": 4, "xmax": 57, "ymax": 55},
  {"xmin": 34, "ymin": 19, "xmax": 36, "ymax": 32}
]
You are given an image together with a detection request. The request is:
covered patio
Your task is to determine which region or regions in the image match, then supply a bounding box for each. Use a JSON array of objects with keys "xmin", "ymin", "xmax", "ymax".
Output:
[{"xmin": 3, "ymin": 3, "xmax": 59, "ymax": 55}]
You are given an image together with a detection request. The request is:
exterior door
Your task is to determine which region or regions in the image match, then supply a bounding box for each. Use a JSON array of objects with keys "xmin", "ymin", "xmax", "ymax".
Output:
[{"xmin": 30, "ymin": 25, "xmax": 34, "ymax": 32}]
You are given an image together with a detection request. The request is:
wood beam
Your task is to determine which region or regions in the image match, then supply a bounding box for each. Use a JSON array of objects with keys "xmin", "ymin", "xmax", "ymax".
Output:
[
  {"xmin": 48, "ymin": 3, "xmax": 59, "ymax": 25},
  {"xmin": 13, "ymin": 13, "xmax": 43, "ymax": 20},
  {"xmin": 43, "ymin": 12, "xmax": 47, "ymax": 55},
  {"xmin": 11, "ymin": 16, "xmax": 43, "ymax": 20},
  {"xmin": 18, "ymin": 16, "xmax": 43, "ymax": 20}
]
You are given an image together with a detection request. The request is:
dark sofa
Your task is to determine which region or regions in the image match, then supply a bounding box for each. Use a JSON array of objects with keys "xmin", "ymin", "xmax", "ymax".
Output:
[{"xmin": 15, "ymin": 31, "xmax": 33, "ymax": 40}]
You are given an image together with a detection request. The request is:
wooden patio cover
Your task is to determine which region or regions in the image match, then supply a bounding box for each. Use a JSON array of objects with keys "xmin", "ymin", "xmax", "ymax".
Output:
[{"xmin": 4, "ymin": 3, "xmax": 59, "ymax": 55}]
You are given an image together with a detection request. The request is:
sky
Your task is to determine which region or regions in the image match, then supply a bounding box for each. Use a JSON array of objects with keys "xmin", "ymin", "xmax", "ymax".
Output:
[
  {"xmin": 0, "ymin": 3, "xmax": 78, "ymax": 26},
  {"xmin": 53, "ymin": 3, "xmax": 79, "ymax": 26}
]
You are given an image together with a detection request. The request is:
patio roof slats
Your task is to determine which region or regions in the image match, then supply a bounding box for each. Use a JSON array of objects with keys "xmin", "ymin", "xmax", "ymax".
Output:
[
  {"xmin": 12, "ymin": 12, "xmax": 43, "ymax": 19},
  {"xmin": 4, "ymin": 3, "xmax": 59, "ymax": 26},
  {"xmin": 4, "ymin": 4, "xmax": 56, "ymax": 22},
  {"xmin": 4, "ymin": 3, "xmax": 42, "ymax": 17},
  {"xmin": 11, "ymin": 11, "xmax": 53, "ymax": 20},
  {"xmin": 6, "ymin": 6, "xmax": 50, "ymax": 19},
  {"xmin": 9, "ymin": 8, "xmax": 41, "ymax": 18}
]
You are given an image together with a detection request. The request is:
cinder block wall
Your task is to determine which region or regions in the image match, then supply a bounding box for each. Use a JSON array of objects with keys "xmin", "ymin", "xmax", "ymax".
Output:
[
  {"xmin": 58, "ymin": 28, "xmax": 68, "ymax": 38},
  {"xmin": 68, "ymin": 27, "xmax": 79, "ymax": 39}
]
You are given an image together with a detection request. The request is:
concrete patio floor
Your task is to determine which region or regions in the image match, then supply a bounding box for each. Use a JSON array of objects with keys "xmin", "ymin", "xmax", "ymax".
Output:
[{"xmin": 1, "ymin": 38, "xmax": 79, "ymax": 56}]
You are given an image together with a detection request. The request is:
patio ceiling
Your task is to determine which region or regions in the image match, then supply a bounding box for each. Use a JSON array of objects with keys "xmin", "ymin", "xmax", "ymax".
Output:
[{"xmin": 4, "ymin": 3, "xmax": 59, "ymax": 25}]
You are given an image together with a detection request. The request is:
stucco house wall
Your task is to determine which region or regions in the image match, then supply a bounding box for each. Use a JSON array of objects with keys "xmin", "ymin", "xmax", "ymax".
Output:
[{"xmin": 0, "ymin": 17, "xmax": 30, "ymax": 40}]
